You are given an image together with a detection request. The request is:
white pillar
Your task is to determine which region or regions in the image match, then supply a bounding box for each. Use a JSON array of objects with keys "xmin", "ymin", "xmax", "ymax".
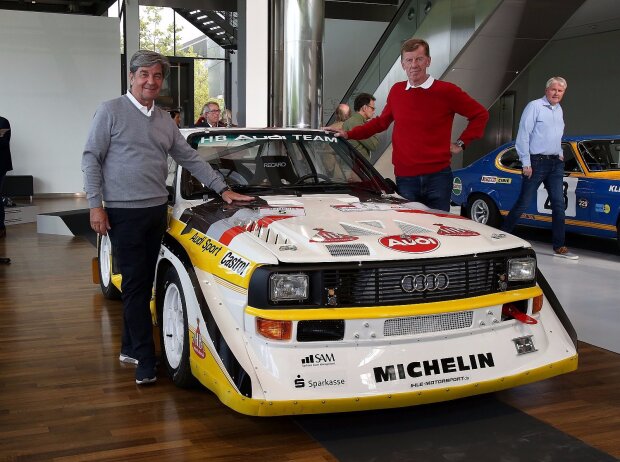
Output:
[
  {"xmin": 237, "ymin": 0, "xmax": 269, "ymax": 127},
  {"xmin": 124, "ymin": 0, "xmax": 140, "ymax": 83}
]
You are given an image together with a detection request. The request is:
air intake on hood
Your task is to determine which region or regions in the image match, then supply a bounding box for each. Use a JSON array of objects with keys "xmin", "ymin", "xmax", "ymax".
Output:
[
  {"xmin": 326, "ymin": 243, "xmax": 370, "ymax": 257},
  {"xmin": 339, "ymin": 223, "xmax": 384, "ymax": 236},
  {"xmin": 245, "ymin": 221, "xmax": 291, "ymax": 245},
  {"xmin": 396, "ymin": 220, "xmax": 433, "ymax": 235},
  {"xmin": 357, "ymin": 220, "xmax": 384, "ymax": 229}
]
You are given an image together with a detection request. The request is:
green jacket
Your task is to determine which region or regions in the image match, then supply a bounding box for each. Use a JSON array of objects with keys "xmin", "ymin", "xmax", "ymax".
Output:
[{"xmin": 343, "ymin": 112, "xmax": 379, "ymax": 160}]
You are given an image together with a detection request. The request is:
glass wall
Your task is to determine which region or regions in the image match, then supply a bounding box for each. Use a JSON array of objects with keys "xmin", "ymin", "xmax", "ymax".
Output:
[{"xmin": 107, "ymin": 2, "xmax": 230, "ymax": 127}]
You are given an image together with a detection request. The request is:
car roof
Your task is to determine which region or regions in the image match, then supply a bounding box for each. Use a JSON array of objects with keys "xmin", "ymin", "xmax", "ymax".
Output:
[{"xmin": 562, "ymin": 134, "xmax": 620, "ymax": 142}]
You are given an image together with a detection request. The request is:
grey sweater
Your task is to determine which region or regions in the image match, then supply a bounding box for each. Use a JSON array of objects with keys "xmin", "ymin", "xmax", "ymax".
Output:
[{"xmin": 82, "ymin": 96, "xmax": 226, "ymax": 208}]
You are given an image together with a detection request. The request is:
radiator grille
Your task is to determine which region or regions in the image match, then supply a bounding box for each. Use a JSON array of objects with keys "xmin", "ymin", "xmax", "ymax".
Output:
[
  {"xmin": 384, "ymin": 311, "xmax": 473, "ymax": 337},
  {"xmin": 322, "ymin": 257, "xmax": 507, "ymax": 305}
]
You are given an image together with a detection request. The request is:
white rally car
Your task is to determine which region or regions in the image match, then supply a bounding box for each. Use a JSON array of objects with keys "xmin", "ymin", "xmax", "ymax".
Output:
[{"xmin": 96, "ymin": 128, "xmax": 578, "ymax": 416}]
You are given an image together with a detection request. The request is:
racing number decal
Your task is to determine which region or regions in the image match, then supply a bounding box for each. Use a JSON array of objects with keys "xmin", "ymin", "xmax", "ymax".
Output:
[{"xmin": 536, "ymin": 177, "xmax": 578, "ymax": 217}]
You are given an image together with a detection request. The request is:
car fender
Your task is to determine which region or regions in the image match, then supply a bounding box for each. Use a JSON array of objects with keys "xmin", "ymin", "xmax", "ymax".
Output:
[
  {"xmin": 157, "ymin": 235, "xmax": 262, "ymax": 400},
  {"xmin": 465, "ymin": 186, "xmax": 505, "ymax": 211}
]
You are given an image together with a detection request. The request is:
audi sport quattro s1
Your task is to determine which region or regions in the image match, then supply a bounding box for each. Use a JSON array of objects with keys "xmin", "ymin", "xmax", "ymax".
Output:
[
  {"xmin": 95, "ymin": 128, "xmax": 578, "ymax": 416},
  {"xmin": 451, "ymin": 135, "xmax": 620, "ymax": 249}
]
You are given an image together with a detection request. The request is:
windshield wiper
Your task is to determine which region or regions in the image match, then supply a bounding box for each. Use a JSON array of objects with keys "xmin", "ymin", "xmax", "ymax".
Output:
[{"xmin": 231, "ymin": 184, "xmax": 276, "ymax": 192}]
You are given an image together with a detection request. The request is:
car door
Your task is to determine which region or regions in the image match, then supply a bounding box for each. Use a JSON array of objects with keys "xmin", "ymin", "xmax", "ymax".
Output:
[{"xmin": 576, "ymin": 139, "xmax": 620, "ymax": 235}]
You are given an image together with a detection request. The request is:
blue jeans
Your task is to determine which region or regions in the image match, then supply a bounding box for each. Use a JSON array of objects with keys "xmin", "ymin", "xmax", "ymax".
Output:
[
  {"xmin": 502, "ymin": 156, "xmax": 566, "ymax": 249},
  {"xmin": 396, "ymin": 167, "xmax": 453, "ymax": 211}
]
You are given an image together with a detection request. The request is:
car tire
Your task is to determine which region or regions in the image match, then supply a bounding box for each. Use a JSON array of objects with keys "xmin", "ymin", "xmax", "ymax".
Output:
[
  {"xmin": 467, "ymin": 194, "xmax": 501, "ymax": 228},
  {"xmin": 97, "ymin": 234, "xmax": 121, "ymax": 300},
  {"xmin": 158, "ymin": 266, "xmax": 197, "ymax": 388}
]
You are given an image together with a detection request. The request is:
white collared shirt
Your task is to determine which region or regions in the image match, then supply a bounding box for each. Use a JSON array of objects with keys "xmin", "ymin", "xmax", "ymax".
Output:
[
  {"xmin": 126, "ymin": 92, "xmax": 154, "ymax": 117},
  {"xmin": 405, "ymin": 75, "xmax": 434, "ymax": 90}
]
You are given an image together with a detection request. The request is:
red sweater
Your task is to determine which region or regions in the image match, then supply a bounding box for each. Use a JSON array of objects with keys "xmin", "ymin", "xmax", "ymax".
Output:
[{"xmin": 347, "ymin": 80, "xmax": 488, "ymax": 176}]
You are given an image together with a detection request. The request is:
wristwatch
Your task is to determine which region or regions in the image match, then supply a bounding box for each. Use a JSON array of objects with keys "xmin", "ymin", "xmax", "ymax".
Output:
[
  {"xmin": 219, "ymin": 186, "xmax": 231, "ymax": 195},
  {"xmin": 455, "ymin": 139, "xmax": 466, "ymax": 150}
]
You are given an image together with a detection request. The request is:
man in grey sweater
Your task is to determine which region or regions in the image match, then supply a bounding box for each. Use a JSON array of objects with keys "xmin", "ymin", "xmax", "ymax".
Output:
[{"xmin": 82, "ymin": 50, "xmax": 251, "ymax": 385}]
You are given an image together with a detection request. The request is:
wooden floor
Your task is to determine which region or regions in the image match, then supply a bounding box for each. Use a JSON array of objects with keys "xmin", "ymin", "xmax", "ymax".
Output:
[{"xmin": 1, "ymin": 215, "xmax": 619, "ymax": 461}]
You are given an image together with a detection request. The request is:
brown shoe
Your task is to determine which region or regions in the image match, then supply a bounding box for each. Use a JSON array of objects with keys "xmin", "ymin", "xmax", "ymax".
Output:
[{"xmin": 553, "ymin": 246, "xmax": 578, "ymax": 260}]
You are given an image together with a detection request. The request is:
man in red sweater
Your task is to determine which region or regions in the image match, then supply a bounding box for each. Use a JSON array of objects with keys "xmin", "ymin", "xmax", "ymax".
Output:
[{"xmin": 328, "ymin": 38, "xmax": 488, "ymax": 211}]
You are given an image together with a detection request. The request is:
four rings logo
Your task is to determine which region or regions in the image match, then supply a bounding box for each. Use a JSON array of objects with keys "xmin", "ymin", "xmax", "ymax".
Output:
[{"xmin": 400, "ymin": 273, "xmax": 450, "ymax": 292}]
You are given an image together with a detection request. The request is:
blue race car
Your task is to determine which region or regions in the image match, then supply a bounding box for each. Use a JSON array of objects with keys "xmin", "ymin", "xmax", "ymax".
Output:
[{"xmin": 452, "ymin": 135, "xmax": 620, "ymax": 249}]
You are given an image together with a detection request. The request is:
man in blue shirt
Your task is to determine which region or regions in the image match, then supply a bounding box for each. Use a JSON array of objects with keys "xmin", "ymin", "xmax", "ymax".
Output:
[{"xmin": 502, "ymin": 77, "xmax": 578, "ymax": 259}]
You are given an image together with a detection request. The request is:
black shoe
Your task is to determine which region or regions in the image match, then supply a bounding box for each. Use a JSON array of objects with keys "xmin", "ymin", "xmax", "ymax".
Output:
[{"xmin": 135, "ymin": 363, "xmax": 157, "ymax": 385}]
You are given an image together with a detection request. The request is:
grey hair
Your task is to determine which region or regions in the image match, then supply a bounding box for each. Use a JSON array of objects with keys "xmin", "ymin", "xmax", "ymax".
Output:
[
  {"xmin": 129, "ymin": 50, "xmax": 170, "ymax": 77},
  {"xmin": 202, "ymin": 101, "xmax": 220, "ymax": 114},
  {"xmin": 546, "ymin": 76, "xmax": 567, "ymax": 89}
]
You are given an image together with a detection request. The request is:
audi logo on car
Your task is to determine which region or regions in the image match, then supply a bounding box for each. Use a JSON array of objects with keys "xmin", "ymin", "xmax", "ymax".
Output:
[{"xmin": 400, "ymin": 273, "xmax": 450, "ymax": 292}]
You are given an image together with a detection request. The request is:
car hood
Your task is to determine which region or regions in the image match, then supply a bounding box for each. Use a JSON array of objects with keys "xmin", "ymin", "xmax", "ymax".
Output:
[{"xmin": 177, "ymin": 194, "xmax": 530, "ymax": 263}]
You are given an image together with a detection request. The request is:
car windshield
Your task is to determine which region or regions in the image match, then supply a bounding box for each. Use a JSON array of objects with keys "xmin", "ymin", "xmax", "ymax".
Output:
[
  {"xmin": 180, "ymin": 131, "xmax": 391, "ymax": 199},
  {"xmin": 577, "ymin": 140, "xmax": 620, "ymax": 171}
]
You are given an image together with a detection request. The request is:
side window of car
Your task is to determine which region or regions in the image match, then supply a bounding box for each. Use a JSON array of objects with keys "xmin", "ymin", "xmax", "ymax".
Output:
[
  {"xmin": 612, "ymin": 144, "xmax": 620, "ymax": 169},
  {"xmin": 499, "ymin": 148, "xmax": 521, "ymax": 170},
  {"xmin": 578, "ymin": 141, "xmax": 614, "ymax": 171},
  {"xmin": 562, "ymin": 143, "xmax": 581, "ymax": 173}
]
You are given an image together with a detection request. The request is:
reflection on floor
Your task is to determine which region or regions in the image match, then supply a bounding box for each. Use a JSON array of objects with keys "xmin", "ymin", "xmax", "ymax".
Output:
[
  {"xmin": 514, "ymin": 227, "xmax": 619, "ymax": 354},
  {"xmin": 31, "ymin": 197, "xmax": 620, "ymax": 353}
]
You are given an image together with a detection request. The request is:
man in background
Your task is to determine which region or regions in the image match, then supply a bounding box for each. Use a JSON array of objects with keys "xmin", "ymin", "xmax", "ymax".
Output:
[
  {"xmin": 82, "ymin": 50, "xmax": 252, "ymax": 386},
  {"xmin": 342, "ymin": 93, "xmax": 379, "ymax": 160},
  {"xmin": 168, "ymin": 109, "xmax": 181, "ymax": 127},
  {"xmin": 501, "ymin": 77, "xmax": 577, "ymax": 260},
  {"xmin": 327, "ymin": 103, "xmax": 351, "ymax": 130},
  {"xmin": 195, "ymin": 102, "xmax": 226, "ymax": 128},
  {"xmin": 0, "ymin": 115, "xmax": 13, "ymax": 240}
]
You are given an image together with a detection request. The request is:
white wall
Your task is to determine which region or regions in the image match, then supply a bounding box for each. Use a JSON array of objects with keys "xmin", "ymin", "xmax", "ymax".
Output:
[{"xmin": 0, "ymin": 11, "xmax": 120, "ymax": 194}]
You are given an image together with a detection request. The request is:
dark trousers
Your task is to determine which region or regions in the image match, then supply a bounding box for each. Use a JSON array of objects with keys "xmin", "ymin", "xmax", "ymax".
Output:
[
  {"xmin": 396, "ymin": 167, "xmax": 454, "ymax": 212},
  {"xmin": 0, "ymin": 171, "xmax": 6, "ymax": 229},
  {"xmin": 502, "ymin": 156, "xmax": 566, "ymax": 249},
  {"xmin": 107, "ymin": 204, "xmax": 167, "ymax": 369}
]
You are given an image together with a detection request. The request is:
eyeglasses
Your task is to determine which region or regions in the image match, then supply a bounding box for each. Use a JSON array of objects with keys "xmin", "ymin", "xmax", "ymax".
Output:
[
  {"xmin": 206, "ymin": 109, "xmax": 221, "ymax": 113},
  {"xmin": 366, "ymin": 104, "xmax": 376, "ymax": 111}
]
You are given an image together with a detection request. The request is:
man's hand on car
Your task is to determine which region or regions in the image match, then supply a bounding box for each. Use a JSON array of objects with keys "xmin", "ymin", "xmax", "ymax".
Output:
[
  {"xmin": 322, "ymin": 127, "xmax": 348, "ymax": 139},
  {"xmin": 222, "ymin": 190, "xmax": 254, "ymax": 204}
]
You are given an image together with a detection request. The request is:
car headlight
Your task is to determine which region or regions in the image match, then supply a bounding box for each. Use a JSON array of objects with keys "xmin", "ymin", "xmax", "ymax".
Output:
[
  {"xmin": 270, "ymin": 273, "xmax": 309, "ymax": 301},
  {"xmin": 507, "ymin": 257, "xmax": 536, "ymax": 281}
]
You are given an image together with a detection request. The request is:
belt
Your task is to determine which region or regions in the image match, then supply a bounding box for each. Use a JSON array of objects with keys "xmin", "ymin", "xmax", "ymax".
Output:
[{"xmin": 530, "ymin": 154, "xmax": 560, "ymax": 159}]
